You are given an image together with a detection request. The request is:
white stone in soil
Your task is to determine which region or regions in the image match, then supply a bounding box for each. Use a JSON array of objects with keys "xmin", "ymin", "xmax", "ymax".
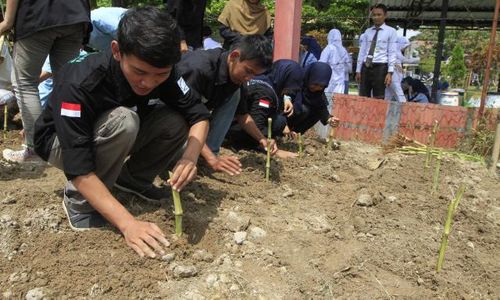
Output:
[
  {"xmin": 206, "ymin": 274, "xmax": 218, "ymax": 288},
  {"xmin": 233, "ymin": 231, "xmax": 247, "ymax": 245},
  {"xmin": 356, "ymin": 194, "xmax": 373, "ymax": 206},
  {"xmin": 161, "ymin": 253, "xmax": 176, "ymax": 262},
  {"xmin": 249, "ymin": 226, "xmax": 267, "ymax": 239},
  {"xmin": 172, "ymin": 265, "xmax": 198, "ymax": 278},
  {"xmin": 226, "ymin": 212, "xmax": 250, "ymax": 232},
  {"xmin": 192, "ymin": 249, "xmax": 214, "ymax": 262},
  {"xmin": 25, "ymin": 288, "xmax": 46, "ymax": 300}
]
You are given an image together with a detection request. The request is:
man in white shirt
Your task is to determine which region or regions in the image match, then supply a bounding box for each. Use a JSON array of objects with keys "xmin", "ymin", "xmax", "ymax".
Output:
[{"xmin": 355, "ymin": 3, "xmax": 397, "ymax": 99}]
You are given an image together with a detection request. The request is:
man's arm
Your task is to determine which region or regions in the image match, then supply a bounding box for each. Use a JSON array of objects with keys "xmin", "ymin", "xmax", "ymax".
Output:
[
  {"xmin": 0, "ymin": 0, "xmax": 19, "ymax": 35},
  {"xmin": 385, "ymin": 29, "xmax": 398, "ymax": 86},
  {"xmin": 73, "ymin": 173, "xmax": 170, "ymax": 259},
  {"xmin": 236, "ymin": 114, "xmax": 277, "ymax": 155},
  {"xmin": 356, "ymin": 32, "xmax": 367, "ymax": 74},
  {"xmin": 169, "ymin": 119, "xmax": 209, "ymax": 191}
]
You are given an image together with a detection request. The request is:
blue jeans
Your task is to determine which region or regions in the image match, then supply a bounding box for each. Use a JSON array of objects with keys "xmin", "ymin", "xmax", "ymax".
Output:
[{"xmin": 206, "ymin": 89, "xmax": 240, "ymax": 154}]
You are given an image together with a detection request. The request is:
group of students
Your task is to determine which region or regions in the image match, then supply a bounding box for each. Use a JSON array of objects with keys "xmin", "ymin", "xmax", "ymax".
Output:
[{"xmin": 1, "ymin": 1, "xmax": 339, "ymax": 258}]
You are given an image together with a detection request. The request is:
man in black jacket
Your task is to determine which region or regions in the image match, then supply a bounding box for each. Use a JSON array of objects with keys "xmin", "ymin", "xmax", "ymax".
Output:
[
  {"xmin": 175, "ymin": 35, "xmax": 273, "ymax": 176},
  {"xmin": 34, "ymin": 7, "xmax": 210, "ymax": 258}
]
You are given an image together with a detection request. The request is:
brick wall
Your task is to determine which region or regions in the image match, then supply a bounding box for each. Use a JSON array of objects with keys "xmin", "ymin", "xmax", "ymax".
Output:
[{"xmin": 331, "ymin": 94, "xmax": 499, "ymax": 148}]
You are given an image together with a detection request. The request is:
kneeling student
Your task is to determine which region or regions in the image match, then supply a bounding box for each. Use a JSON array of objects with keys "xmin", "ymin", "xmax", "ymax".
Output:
[
  {"xmin": 227, "ymin": 79, "xmax": 297, "ymax": 158},
  {"xmin": 34, "ymin": 7, "xmax": 210, "ymax": 258},
  {"xmin": 176, "ymin": 34, "xmax": 273, "ymax": 176},
  {"xmin": 287, "ymin": 62, "xmax": 339, "ymax": 134}
]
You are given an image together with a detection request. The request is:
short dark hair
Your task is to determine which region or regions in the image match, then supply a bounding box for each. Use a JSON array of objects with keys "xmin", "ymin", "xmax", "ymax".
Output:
[
  {"xmin": 117, "ymin": 6, "xmax": 181, "ymax": 68},
  {"xmin": 231, "ymin": 35, "xmax": 273, "ymax": 70},
  {"xmin": 371, "ymin": 3, "xmax": 388, "ymax": 14}
]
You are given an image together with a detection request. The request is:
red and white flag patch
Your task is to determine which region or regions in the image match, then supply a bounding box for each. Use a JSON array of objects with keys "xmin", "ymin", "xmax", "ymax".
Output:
[
  {"xmin": 258, "ymin": 99, "xmax": 270, "ymax": 108},
  {"xmin": 61, "ymin": 102, "xmax": 81, "ymax": 118}
]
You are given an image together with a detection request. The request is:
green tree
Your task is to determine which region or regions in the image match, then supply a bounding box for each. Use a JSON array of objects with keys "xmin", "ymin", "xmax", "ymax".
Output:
[{"xmin": 444, "ymin": 44, "xmax": 466, "ymax": 87}]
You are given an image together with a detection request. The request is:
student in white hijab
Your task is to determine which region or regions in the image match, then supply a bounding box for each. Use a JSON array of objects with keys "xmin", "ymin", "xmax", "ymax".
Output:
[
  {"xmin": 320, "ymin": 29, "xmax": 351, "ymax": 94},
  {"xmin": 384, "ymin": 36, "xmax": 419, "ymax": 102}
]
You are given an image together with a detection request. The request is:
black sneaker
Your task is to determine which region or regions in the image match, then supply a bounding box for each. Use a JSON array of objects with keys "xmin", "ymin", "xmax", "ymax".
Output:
[
  {"xmin": 114, "ymin": 181, "xmax": 168, "ymax": 203},
  {"xmin": 62, "ymin": 199, "xmax": 107, "ymax": 231}
]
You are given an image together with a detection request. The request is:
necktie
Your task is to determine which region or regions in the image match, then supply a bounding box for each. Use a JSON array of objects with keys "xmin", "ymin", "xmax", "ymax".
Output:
[{"xmin": 364, "ymin": 27, "xmax": 380, "ymax": 68}]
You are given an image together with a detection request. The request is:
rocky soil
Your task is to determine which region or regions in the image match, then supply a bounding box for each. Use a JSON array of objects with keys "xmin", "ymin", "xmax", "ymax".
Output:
[{"xmin": 1, "ymin": 130, "xmax": 499, "ymax": 299}]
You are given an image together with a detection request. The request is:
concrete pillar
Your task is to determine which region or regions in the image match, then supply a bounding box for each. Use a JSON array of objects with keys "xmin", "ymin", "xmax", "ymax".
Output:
[{"xmin": 273, "ymin": 0, "xmax": 302, "ymax": 61}]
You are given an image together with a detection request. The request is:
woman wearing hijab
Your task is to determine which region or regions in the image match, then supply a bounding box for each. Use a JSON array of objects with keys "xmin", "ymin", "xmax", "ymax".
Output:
[
  {"xmin": 299, "ymin": 36, "xmax": 322, "ymax": 68},
  {"xmin": 255, "ymin": 59, "xmax": 304, "ymax": 119},
  {"xmin": 287, "ymin": 62, "xmax": 339, "ymax": 135},
  {"xmin": 385, "ymin": 36, "xmax": 420, "ymax": 102},
  {"xmin": 401, "ymin": 77, "xmax": 430, "ymax": 103},
  {"xmin": 218, "ymin": 0, "xmax": 272, "ymax": 49},
  {"xmin": 320, "ymin": 29, "xmax": 352, "ymax": 95}
]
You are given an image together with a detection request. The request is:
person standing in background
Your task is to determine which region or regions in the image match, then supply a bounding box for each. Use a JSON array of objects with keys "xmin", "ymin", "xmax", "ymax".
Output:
[
  {"xmin": 299, "ymin": 36, "xmax": 321, "ymax": 69},
  {"xmin": 1, "ymin": 0, "xmax": 91, "ymax": 163},
  {"xmin": 320, "ymin": 29, "xmax": 351, "ymax": 94},
  {"xmin": 88, "ymin": 7, "xmax": 127, "ymax": 52},
  {"xmin": 384, "ymin": 36, "xmax": 419, "ymax": 102},
  {"xmin": 355, "ymin": 3, "xmax": 397, "ymax": 99},
  {"xmin": 202, "ymin": 26, "xmax": 222, "ymax": 50},
  {"xmin": 166, "ymin": 0, "xmax": 208, "ymax": 52},
  {"xmin": 218, "ymin": 0, "xmax": 272, "ymax": 50}
]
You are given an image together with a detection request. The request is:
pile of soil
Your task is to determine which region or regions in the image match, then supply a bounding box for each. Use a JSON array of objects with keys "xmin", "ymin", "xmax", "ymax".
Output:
[{"xmin": 1, "ymin": 130, "xmax": 499, "ymax": 298}]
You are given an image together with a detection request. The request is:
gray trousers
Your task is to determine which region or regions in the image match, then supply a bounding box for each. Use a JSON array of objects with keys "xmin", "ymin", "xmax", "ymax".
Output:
[
  {"xmin": 48, "ymin": 106, "xmax": 188, "ymax": 213},
  {"xmin": 12, "ymin": 23, "xmax": 86, "ymax": 148}
]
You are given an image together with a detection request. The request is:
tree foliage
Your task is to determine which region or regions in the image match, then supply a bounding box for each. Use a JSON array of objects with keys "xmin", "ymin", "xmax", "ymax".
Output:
[
  {"xmin": 443, "ymin": 44, "xmax": 466, "ymax": 87},
  {"xmin": 95, "ymin": 0, "xmax": 369, "ymax": 42}
]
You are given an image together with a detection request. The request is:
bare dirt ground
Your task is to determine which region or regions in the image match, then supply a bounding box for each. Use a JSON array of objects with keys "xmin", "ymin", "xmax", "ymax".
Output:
[{"xmin": 1, "ymin": 129, "xmax": 499, "ymax": 299}]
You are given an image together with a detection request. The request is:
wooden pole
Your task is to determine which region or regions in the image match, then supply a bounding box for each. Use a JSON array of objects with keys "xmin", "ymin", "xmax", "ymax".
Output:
[
  {"xmin": 431, "ymin": 0, "xmax": 448, "ymax": 103},
  {"xmin": 490, "ymin": 123, "xmax": 500, "ymax": 174},
  {"xmin": 479, "ymin": 0, "xmax": 500, "ymax": 117}
]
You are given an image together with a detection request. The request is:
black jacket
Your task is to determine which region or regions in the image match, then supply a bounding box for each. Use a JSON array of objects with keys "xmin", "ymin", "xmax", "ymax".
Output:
[
  {"xmin": 34, "ymin": 51, "xmax": 210, "ymax": 180},
  {"xmin": 176, "ymin": 48, "xmax": 240, "ymax": 110},
  {"xmin": 14, "ymin": 0, "xmax": 90, "ymax": 41}
]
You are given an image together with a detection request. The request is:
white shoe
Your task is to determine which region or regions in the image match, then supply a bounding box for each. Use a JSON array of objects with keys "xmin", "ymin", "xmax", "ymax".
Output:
[{"xmin": 2, "ymin": 145, "xmax": 44, "ymax": 164}]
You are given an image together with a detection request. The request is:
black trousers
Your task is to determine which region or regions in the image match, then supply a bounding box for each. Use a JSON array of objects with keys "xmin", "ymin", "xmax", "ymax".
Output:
[
  {"xmin": 288, "ymin": 104, "xmax": 321, "ymax": 134},
  {"xmin": 359, "ymin": 63, "xmax": 388, "ymax": 99}
]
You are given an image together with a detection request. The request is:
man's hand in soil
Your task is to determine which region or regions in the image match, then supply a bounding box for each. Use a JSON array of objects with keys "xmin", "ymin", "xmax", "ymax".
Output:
[
  {"xmin": 283, "ymin": 125, "xmax": 297, "ymax": 140},
  {"xmin": 122, "ymin": 219, "xmax": 170, "ymax": 258},
  {"xmin": 208, "ymin": 155, "xmax": 242, "ymax": 176},
  {"xmin": 169, "ymin": 158, "xmax": 197, "ymax": 192},
  {"xmin": 276, "ymin": 149, "xmax": 298, "ymax": 159},
  {"xmin": 259, "ymin": 138, "xmax": 278, "ymax": 156},
  {"xmin": 72, "ymin": 173, "xmax": 170, "ymax": 258}
]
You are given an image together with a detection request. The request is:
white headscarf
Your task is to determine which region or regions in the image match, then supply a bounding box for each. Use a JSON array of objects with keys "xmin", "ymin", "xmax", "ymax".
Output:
[
  {"xmin": 397, "ymin": 36, "xmax": 411, "ymax": 52},
  {"xmin": 326, "ymin": 29, "xmax": 349, "ymax": 63}
]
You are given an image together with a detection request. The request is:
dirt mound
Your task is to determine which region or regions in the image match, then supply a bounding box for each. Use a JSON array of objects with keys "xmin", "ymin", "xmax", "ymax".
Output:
[{"xmin": 1, "ymin": 131, "xmax": 499, "ymax": 298}]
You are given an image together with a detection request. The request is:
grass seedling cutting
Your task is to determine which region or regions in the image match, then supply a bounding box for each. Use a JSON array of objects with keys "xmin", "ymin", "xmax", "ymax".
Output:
[
  {"xmin": 432, "ymin": 150, "xmax": 442, "ymax": 195},
  {"xmin": 436, "ymin": 185, "xmax": 465, "ymax": 272},
  {"xmin": 265, "ymin": 118, "xmax": 272, "ymax": 182},
  {"xmin": 3, "ymin": 105, "xmax": 6, "ymax": 140},
  {"xmin": 298, "ymin": 133, "xmax": 303, "ymax": 157},
  {"xmin": 425, "ymin": 120, "xmax": 439, "ymax": 168},
  {"xmin": 168, "ymin": 171, "xmax": 183, "ymax": 237}
]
